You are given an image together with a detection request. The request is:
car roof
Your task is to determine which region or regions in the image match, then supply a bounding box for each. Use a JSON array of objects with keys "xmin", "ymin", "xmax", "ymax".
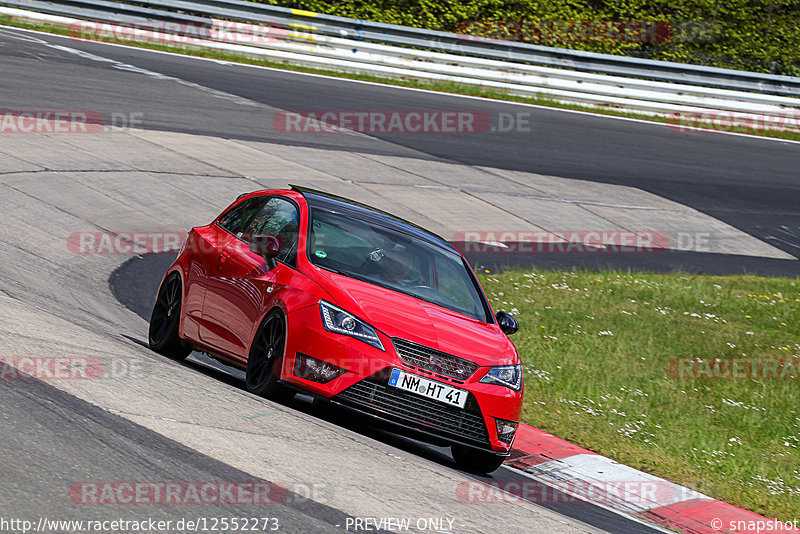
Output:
[{"xmin": 290, "ymin": 185, "xmax": 456, "ymax": 253}]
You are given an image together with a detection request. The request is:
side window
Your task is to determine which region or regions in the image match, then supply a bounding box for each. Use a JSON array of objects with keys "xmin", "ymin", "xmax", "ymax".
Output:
[
  {"xmin": 217, "ymin": 196, "xmax": 268, "ymax": 238},
  {"xmin": 245, "ymin": 197, "xmax": 300, "ymax": 268}
]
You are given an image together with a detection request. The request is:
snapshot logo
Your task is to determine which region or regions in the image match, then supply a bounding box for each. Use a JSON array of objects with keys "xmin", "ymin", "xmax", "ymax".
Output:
[
  {"xmin": 668, "ymin": 357, "xmax": 800, "ymax": 380},
  {"xmin": 0, "ymin": 356, "xmax": 140, "ymax": 380},
  {"xmin": 69, "ymin": 482, "xmax": 287, "ymax": 505},
  {"xmin": 272, "ymin": 111, "xmax": 532, "ymax": 134},
  {"xmin": 668, "ymin": 111, "xmax": 800, "ymax": 135},
  {"xmin": 452, "ymin": 230, "xmax": 669, "ymax": 254},
  {"xmin": 456, "ymin": 480, "xmax": 677, "ymax": 505},
  {"xmin": 0, "ymin": 111, "xmax": 103, "ymax": 134},
  {"xmin": 712, "ymin": 518, "xmax": 800, "ymax": 533},
  {"xmin": 67, "ymin": 232, "xmax": 187, "ymax": 255},
  {"xmin": 69, "ymin": 20, "xmax": 288, "ymax": 46}
]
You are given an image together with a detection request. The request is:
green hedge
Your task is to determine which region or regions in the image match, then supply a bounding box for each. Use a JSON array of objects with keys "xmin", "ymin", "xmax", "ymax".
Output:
[{"xmin": 251, "ymin": 0, "xmax": 799, "ymax": 75}]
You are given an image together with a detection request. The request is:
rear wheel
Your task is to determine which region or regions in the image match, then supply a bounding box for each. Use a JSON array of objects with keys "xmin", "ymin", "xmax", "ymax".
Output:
[
  {"xmin": 148, "ymin": 273, "xmax": 192, "ymax": 360},
  {"xmin": 246, "ymin": 310, "xmax": 293, "ymax": 401},
  {"xmin": 451, "ymin": 444, "xmax": 506, "ymax": 474}
]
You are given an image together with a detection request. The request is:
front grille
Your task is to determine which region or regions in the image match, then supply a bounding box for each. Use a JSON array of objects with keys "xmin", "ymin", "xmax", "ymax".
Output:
[
  {"xmin": 336, "ymin": 378, "xmax": 489, "ymax": 445},
  {"xmin": 393, "ymin": 338, "xmax": 479, "ymax": 382}
]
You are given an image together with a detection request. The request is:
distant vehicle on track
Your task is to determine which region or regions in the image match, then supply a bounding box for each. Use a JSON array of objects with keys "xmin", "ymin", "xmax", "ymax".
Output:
[{"xmin": 149, "ymin": 186, "xmax": 522, "ymax": 473}]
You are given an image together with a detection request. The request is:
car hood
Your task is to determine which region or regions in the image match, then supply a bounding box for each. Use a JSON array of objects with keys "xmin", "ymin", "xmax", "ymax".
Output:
[{"xmin": 313, "ymin": 269, "xmax": 519, "ymax": 367}]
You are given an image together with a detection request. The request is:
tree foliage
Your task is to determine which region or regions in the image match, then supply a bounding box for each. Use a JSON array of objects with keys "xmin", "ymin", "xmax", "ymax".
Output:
[{"xmin": 253, "ymin": 0, "xmax": 799, "ymax": 74}]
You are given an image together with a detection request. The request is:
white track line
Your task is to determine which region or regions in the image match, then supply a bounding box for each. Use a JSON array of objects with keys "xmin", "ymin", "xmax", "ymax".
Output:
[
  {"xmin": 500, "ymin": 465, "xmax": 677, "ymax": 534},
  {"xmin": 3, "ymin": 23, "xmax": 800, "ymax": 146}
]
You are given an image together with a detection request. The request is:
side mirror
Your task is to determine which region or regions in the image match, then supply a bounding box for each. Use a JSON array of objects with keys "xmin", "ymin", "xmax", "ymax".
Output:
[
  {"xmin": 496, "ymin": 311, "xmax": 519, "ymax": 335},
  {"xmin": 249, "ymin": 235, "xmax": 281, "ymax": 270}
]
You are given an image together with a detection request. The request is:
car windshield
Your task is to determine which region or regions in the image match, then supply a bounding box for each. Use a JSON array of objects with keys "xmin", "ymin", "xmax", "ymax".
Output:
[{"xmin": 308, "ymin": 208, "xmax": 491, "ymax": 322}]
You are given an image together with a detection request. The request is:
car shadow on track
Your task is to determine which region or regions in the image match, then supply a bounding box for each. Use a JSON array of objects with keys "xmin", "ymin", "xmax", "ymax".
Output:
[
  {"xmin": 113, "ymin": 253, "xmax": 465, "ymax": 470},
  {"xmin": 111, "ymin": 253, "xmax": 665, "ymax": 533}
]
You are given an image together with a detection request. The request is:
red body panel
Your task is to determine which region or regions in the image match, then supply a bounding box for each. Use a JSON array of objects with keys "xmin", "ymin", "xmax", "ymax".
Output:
[{"xmin": 160, "ymin": 189, "xmax": 523, "ymax": 453}]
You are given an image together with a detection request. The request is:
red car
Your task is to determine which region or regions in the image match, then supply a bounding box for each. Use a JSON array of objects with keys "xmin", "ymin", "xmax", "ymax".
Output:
[{"xmin": 149, "ymin": 186, "xmax": 523, "ymax": 473}]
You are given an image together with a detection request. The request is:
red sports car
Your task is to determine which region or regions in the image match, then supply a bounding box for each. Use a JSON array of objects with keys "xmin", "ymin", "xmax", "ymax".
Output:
[{"xmin": 149, "ymin": 186, "xmax": 523, "ymax": 473}]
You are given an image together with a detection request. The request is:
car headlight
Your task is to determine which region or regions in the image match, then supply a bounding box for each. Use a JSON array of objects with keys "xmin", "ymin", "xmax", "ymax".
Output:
[
  {"xmin": 319, "ymin": 300, "xmax": 384, "ymax": 351},
  {"xmin": 479, "ymin": 364, "xmax": 523, "ymax": 391}
]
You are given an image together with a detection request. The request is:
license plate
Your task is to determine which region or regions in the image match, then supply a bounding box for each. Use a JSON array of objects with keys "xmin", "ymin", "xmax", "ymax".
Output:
[{"xmin": 388, "ymin": 369, "xmax": 468, "ymax": 409}]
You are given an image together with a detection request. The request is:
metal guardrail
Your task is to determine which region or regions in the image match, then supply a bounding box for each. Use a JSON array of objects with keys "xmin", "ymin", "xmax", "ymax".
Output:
[{"xmin": 3, "ymin": 0, "xmax": 800, "ymax": 98}]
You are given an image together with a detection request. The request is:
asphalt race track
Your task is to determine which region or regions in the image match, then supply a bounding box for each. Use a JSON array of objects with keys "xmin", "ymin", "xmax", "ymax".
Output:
[
  {"xmin": 112, "ymin": 253, "xmax": 661, "ymax": 534},
  {"xmin": 0, "ymin": 370, "xmax": 356, "ymax": 533},
  {"xmin": 0, "ymin": 24, "xmax": 798, "ymax": 534},
  {"xmin": 2, "ymin": 27, "xmax": 799, "ymax": 270}
]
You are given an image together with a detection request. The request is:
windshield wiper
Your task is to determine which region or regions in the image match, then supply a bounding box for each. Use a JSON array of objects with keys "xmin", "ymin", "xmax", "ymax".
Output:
[{"xmin": 317, "ymin": 264, "xmax": 349, "ymax": 276}]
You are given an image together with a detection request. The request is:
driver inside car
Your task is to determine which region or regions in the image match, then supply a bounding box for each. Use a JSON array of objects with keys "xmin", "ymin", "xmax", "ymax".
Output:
[{"xmin": 378, "ymin": 244, "xmax": 422, "ymax": 287}]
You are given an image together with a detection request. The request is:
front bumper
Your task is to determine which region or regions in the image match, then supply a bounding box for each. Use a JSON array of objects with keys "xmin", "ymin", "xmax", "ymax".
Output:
[
  {"xmin": 284, "ymin": 305, "xmax": 523, "ymax": 453},
  {"xmin": 335, "ymin": 369, "xmax": 490, "ymax": 447}
]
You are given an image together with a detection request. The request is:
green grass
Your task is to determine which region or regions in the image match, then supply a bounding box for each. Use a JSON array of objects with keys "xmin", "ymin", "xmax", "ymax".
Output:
[
  {"xmin": 478, "ymin": 269, "xmax": 800, "ymax": 520},
  {"xmin": 2, "ymin": 15, "xmax": 800, "ymax": 143}
]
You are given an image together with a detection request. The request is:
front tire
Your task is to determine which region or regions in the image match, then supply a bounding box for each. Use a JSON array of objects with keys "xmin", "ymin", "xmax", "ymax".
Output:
[
  {"xmin": 246, "ymin": 310, "xmax": 293, "ymax": 401},
  {"xmin": 451, "ymin": 445, "xmax": 506, "ymax": 474},
  {"xmin": 148, "ymin": 272, "xmax": 192, "ymax": 360}
]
